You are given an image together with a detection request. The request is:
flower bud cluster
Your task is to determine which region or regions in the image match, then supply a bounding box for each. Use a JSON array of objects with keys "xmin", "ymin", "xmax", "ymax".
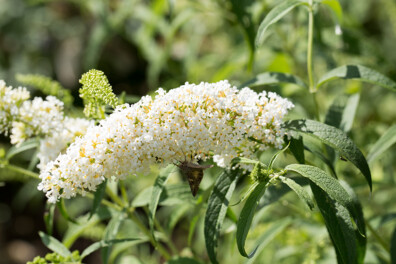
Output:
[{"xmin": 38, "ymin": 80, "xmax": 294, "ymax": 203}]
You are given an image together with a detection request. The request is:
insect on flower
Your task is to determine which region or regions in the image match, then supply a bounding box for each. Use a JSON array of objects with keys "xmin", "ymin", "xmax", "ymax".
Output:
[{"xmin": 177, "ymin": 161, "xmax": 213, "ymax": 197}]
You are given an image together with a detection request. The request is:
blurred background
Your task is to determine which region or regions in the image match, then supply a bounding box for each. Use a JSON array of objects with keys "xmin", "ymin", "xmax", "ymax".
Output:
[{"xmin": 1, "ymin": 0, "xmax": 396, "ymax": 263}]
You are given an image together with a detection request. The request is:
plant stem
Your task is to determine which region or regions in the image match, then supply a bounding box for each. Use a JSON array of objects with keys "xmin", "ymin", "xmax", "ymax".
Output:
[
  {"xmin": 307, "ymin": 0, "xmax": 315, "ymax": 93},
  {"xmin": 106, "ymin": 186, "xmax": 172, "ymax": 260},
  {"xmin": 105, "ymin": 186, "xmax": 125, "ymax": 208},
  {"xmin": 306, "ymin": 1, "xmax": 320, "ymax": 121},
  {"xmin": 3, "ymin": 164, "xmax": 39, "ymax": 179},
  {"xmin": 127, "ymin": 210, "xmax": 172, "ymax": 260}
]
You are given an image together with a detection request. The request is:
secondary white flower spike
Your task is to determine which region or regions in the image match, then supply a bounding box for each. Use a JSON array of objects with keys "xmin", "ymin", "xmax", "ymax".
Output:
[{"xmin": 38, "ymin": 80, "xmax": 294, "ymax": 203}]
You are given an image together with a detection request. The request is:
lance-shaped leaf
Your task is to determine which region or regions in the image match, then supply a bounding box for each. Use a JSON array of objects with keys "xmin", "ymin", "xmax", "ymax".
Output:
[
  {"xmin": 279, "ymin": 176, "xmax": 314, "ymax": 210},
  {"xmin": 240, "ymin": 72, "xmax": 307, "ymax": 90},
  {"xmin": 89, "ymin": 179, "xmax": 108, "ymax": 219},
  {"xmin": 39, "ymin": 231, "xmax": 72, "ymax": 258},
  {"xmin": 283, "ymin": 119, "xmax": 372, "ymax": 191},
  {"xmin": 320, "ymin": 0, "xmax": 343, "ymax": 23},
  {"xmin": 391, "ymin": 226, "xmax": 396, "ymax": 264},
  {"xmin": 81, "ymin": 238, "xmax": 142, "ymax": 259},
  {"xmin": 149, "ymin": 165, "xmax": 174, "ymax": 240},
  {"xmin": 101, "ymin": 211, "xmax": 125, "ymax": 263},
  {"xmin": 367, "ymin": 125, "xmax": 396, "ymax": 163},
  {"xmin": 310, "ymin": 184, "xmax": 360, "ymax": 264},
  {"xmin": 325, "ymin": 93, "xmax": 360, "ymax": 133},
  {"xmin": 317, "ymin": 65, "xmax": 396, "ymax": 92},
  {"xmin": 285, "ymin": 135, "xmax": 305, "ymax": 164},
  {"xmin": 204, "ymin": 169, "xmax": 240, "ymax": 264},
  {"xmin": 236, "ymin": 181, "xmax": 267, "ymax": 258},
  {"xmin": 285, "ymin": 164, "xmax": 365, "ymax": 234},
  {"xmin": 256, "ymin": 0, "xmax": 309, "ymax": 47}
]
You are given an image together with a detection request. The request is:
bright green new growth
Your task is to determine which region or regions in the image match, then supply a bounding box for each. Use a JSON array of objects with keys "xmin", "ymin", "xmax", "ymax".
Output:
[
  {"xmin": 79, "ymin": 69, "xmax": 119, "ymax": 119},
  {"xmin": 27, "ymin": 250, "xmax": 81, "ymax": 264},
  {"xmin": 16, "ymin": 74, "xmax": 73, "ymax": 106}
]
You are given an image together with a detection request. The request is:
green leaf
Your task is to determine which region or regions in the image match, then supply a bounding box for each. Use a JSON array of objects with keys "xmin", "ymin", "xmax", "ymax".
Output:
[
  {"xmin": 167, "ymin": 203, "xmax": 192, "ymax": 232},
  {"xmin": 90, "ymin": 179, "xmax": 107, "ymax": 219},
  {"xmin": 236, "ymin": 181, "xmax": 268, "ymax": 258},
  {"xmin": 149, "ymin": 165, "xmax": 174, "ymax": 240},
  {"xmin": 81, "ymin": 238, "xmax": 142, "ymax": 259},
  {"xmin": 283, "ymin": 119, "xmax": 372, "ymax": 191},
  {"xmin": 285, "ymin": 164, "xmax": 364, "ymax": 234},
  {"xmin": 44, "ymin": 203, "xmax": 56, "ymax": 236},
  {"xmin": 62, "ymin": 207, "xmax": 116, "ymax": 248},
  {"xmin": 5, "ymin": 138, "xmax": 39, "ymax": 160},
  {"xmin": 245, "ymin": 218, "xmax": 291, "ymax": 264},
  {"xmin": 320, "ymin": 0, "xmax": 343, "ymax": 23},
  {"xmin": 317, "ymin": 65, "xmax": 396, "ymax": 92},
  {"xmin": 228, "ymin": 0, "xmax": 256, "ymax": 69},
  {"xmin": 256, "ymin": 0, "xmax": 308, "ymax": 47},
  {"xmin": 241, "ymin": 72, "xmax": 307, "ymax": 89},
  {"xmin": 391, "ymin": 226, "xmax": 396, "ymax": 264},
  {"xmin": 166, "ymin": 257, "xmax": 202, "ymax": 264},
  {"xmin": 279, "ymin": 176, "xmax": 314, "ymax": 210},
  {"xmin": 101, "ymin": 211, "xmax": 125, "ymax": 264},
  {"xmin": 268, "ymin": 142, "xmax": 290, "ymax": 169},
  {"xmin": 340, "ymin": 181, "xmax": 366, "ymax": 263},
  {"xmin": 39, "ymin": 231, "xmax": 72, "ymax": 258},
  {"xmin": 286, "ymin": 135, "xmax": 305, "ymax": 164},
  {"xmin": 310, "ymin": 183, "xmax": 361, "ymax": 264},
  {"xmin": 367, "ymin": 125, "xmax": 396, "ymax": 163},
  {"xmin": 204, "ymin": 169, "xmax": 240, "ymax": 264},
  {"xmin": 233, "ymin": 157, "xmax": 267, "ymax": 167},
  {"xmin": 325, "ymin": 93, "xmax": 360, "ymax": 133},
  {"xmin": 57, "ymin": 199, "xmax": 77, "ymax": 224}
]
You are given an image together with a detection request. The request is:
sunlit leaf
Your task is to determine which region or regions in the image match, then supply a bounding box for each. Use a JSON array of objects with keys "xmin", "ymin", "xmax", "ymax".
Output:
[
  {"xmin": 325, "ymin": 93, "xmax": 360, "ymax": 133},
  {"xmin": 39, "ymin": 231, "xmax": 72, "ymax": 258},
  {"xmin": 241, "ymin": 72, "xmax": 307, "ymax": 90},
  {"xmin": 283, "ymin": 119, "xmax": 372, "ymax": 191},
  {"xmin": 5, "ymin": 138, "xmax": 39, "ymax": 160},
  {"xmin": 320, "ymin": 0, "xmax": 343, "ymax": 23},
  {"xmin": 367, "ymin": 125, "xmax": 396, "ymax": 163},
  {"xmin": 317, "ymin": 65, "xmax": 396, "ymax": 92},
  {"xmin": 256, "ymin": 0, "xmax": 309, "ymax": 47},
  {"xmin": 279, "ymin": 176, "xmax": 314, "ymax": 210}
]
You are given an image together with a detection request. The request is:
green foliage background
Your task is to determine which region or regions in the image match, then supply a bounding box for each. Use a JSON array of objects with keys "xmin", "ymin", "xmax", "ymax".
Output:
[{"xmin": 0, "ymin": 0, "xmax": 396, "ymax": 263}]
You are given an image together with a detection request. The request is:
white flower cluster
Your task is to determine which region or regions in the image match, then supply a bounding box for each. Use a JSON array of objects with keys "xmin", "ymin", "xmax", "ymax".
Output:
[
  {"xmin": 0, "ymin": 80, "xmax": 92, "ymax": 171},
  {"xmin": 38, "ymin": 80, "xmax": 294, "ymax": 203},
  {"xmin": 0, "ymin": 80, "xmax": 64, "ymax": 145},
  {"xmin": 37, "ymin": 117, "xmax": 94, "ymax": 171},
  {"xmin": 0, "ymin": 80, "xmax": 30, "ymax": 134}
]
